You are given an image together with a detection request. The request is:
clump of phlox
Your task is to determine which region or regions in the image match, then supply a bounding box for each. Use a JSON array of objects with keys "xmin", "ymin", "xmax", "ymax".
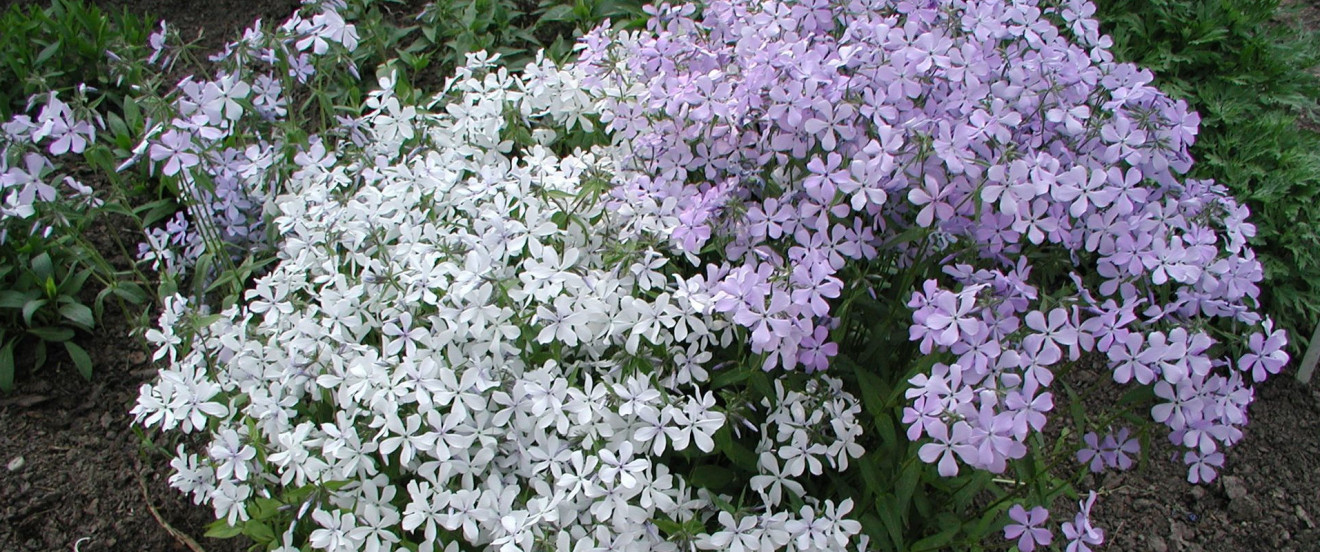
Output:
[
  {"xmin": 134, "ymin": 0, "xmax": 360, "ymax": 277},
  {"xmin": 1, "ymin": 90, "xmax": 104, "ymax": 241},
  {"xmin": 134, "ymin": 51, "xmax": 869, "ymax": 551},
  {"xmin": 572, "ymin": 0, "xmax": 1284, "ymax": 541}
]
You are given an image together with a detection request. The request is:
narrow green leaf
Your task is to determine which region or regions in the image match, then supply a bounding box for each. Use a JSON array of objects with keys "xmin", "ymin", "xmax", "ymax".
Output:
[
  {"xmin": 111, "ymin": 281, "xmax": 149, "ymax": 304},
  {"xmin": 61, "ymin": 268, "xmax": 92, "ymax": 296},
  {"xmin": 713, "ymin": 426, "xmax": 758, "ymax": 472},
  {"xmin": 895, "ymin": 460, "xmax": 920, "ymax": 515},
  {"xmin": 688, "ymin": 465, "xmax": 736, "ymax": 492},
  {"xmin": 848, "ymin": 357, "xmax": 889, "ymax": 421},
  {"xmin": 106, "ymin": 112, "xmax": 128, "ymax": 140},
  {"xmin": 33, "ymin": 40, "xmax": 61, "ymax": 65},
  {"xmin": 28, "ymin": 326, "xmax": 74, "ymax": 342},
  {"xmin": 34, "ymin": 340, "xmax": 46, "ymax": 369},
  {"xmin": 31, "ymin": 252, "xmax": 53, "ymax": 282},
  {"xmin": 243, "ymin": 520, "xmax": 277, "ymax": 544},
  {"xmin": 540, "ymin": 4, "xmax": 575, "ymax": 22},
  {"xmin": 875, "ymin": 494, "xmax": 906, "ymax": 551},
  {"xmin": 0, "ymin": 340, "xmax": 15, "ymax": 391},
  {"xmin": 64, "ymin": 341, "xmax": 91, "ymax": 380},
  {"xmin": 0, "ymin": 290, "xmax": 31, "ymax": 309},
  {"xmin": 58, "ymin": 302, "xmax": 94, "ymax": 330},
  {"xmin": 22, "ymin": 298, "xmax": 47, "ymax": 325},
  {"xmin": 909, "ymin": 519, "xmax": 959, "ymax": 552},
  {"xmin": 123, "ymin": 95, "xmax": 142, "ymax": 129},
  {"xmin": 204, "ymin": 520, "xmax": 244, "ymax": 539},
  {"xmin": 708, "ymin": 364, "xmax": 749, "ymax": 389},
  {"xmin": 135, "ymin": 199, "xmax": 180, "ymax": 227}
]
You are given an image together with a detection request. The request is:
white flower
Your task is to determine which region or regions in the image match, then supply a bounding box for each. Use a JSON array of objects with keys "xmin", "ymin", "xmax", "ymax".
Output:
[
  {"xmin": 535, "ymin": 294, "xmax": 596, "ymax": 347},
  {"xmin": 702, "ymin": 511, "xmax": 761, "ymax": 552},
  {"xmin": 597, "ymin": 441, "xmax": 649, "ymax": 489},
  {"xmin": 750, "ymin": 452, "xmax": 805, "ymax": 507},
  {"xmin": 268, "ymin": 422, "xmax": 328, "ymax": 486},
  {"xmin": 209, "ymin": 428, "xmax": 256, "ymax": 481},
  {"xmin": 209, "ymin": 480, "xmax": 251, "ymax": 525},
  {"xmin": 167, "ymin": 448, "xmax": 215, "ymax": 504},
  {"xmin": 309, "ymin": 509, "xmax": 369, "ymax": 552}
]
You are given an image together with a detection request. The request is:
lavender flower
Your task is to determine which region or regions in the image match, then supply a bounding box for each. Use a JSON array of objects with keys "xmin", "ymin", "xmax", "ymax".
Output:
[{"xmin": 1004, "ymin": 505, "xmax": 1052, "ymax": 552}]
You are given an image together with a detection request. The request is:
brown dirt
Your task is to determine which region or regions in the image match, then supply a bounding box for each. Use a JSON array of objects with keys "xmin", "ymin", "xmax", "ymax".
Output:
[
  {"xmin": 1066, "ymin": 362, "xmax": 1320, "ymax": 552},
  {"xmin": 0, "ymin": 317, "xmax": 251, "ymax": 552}
]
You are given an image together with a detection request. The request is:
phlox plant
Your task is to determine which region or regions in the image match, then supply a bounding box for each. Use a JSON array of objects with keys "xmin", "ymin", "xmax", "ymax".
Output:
[
  {"xmin": 0, "ymin": 85, "xmax": 155, "ymax": 390},
  {"xmin": 126, "ymin": 0, "xmax": 373, "ymax": 299},
  {"xmin": 135, "ymin": 53, "xmax": 868, "ymax": 551},
  {"xmin": 570, "ymin": 0, "xmax": 1282, "ymax": 547},
  {"xmin": 131, "ymin": 0, "xmax": 1290, "ymax": 551}
]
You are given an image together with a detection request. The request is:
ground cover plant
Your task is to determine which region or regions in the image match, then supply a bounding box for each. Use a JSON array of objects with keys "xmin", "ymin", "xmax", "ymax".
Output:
[
  {"xmin": 113, "ymin": 0, "xmax": 1296, "ymax": 551},
  {"xmin": 1093, "ymin": 0, "xmax": 1320, "ymax": 355},
  {"xmin": 0, "ymin": 0, "xmax": 154, "ymax": 119},
  {"xmin": 1, "ymin": 0, "xmax": 1314, "ymax": 550}
]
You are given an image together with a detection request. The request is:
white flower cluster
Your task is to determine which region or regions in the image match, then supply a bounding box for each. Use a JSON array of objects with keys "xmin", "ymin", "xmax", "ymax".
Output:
[{"xmin": 134, "ymin": 53, "xmax": 869, "ymax": 551}]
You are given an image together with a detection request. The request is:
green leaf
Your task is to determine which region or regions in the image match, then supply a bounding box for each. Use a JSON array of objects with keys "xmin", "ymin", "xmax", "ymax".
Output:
[
  {"xmin": 105, "ymin": 111, "xmax": 128, "ymax": 141},
  {"xmin": 58, "ymin": 302, "xmax": 94, "ymax": 330},
  {"xmin": 895, "ymin": 460, "xmax": 920, "ymax": 514},
  {"xmin": 246, "ymin": 497, "xmax": 283, "ymax": 520},
  {"xmin": 713, "ymin": 426, "xmax": 758, "ymax": 472},
  {"xmin": 708, "ymin": 364, "xmax": 750, "ymax": 389},
  {"xmin": 540, "ymin": 4, "xmax": 576, "ymax": 22},
  {"xmin": 34, "ymin": 340, "xmax": 46, "ymax": 369},
  {"xmin": 651, "ymin": 516, "xmax": 684, "ymax": 536},
  {"xmin": 0, "ymin": 290, "xmax": 31, "ymax": 309},
  {"xmin": 135, "ymin": 199, "xmax": 179, "ymax": 227},
  {"xmin": 1065, "ymin": 384, "xmax": 1087, "ymax": 435},
  {"xmin": 856, "ymin": 455, "xmax": 886, "ymax": 504},
  {"xmin": 22, "ymin": 298, "xmax": 47, "ymax": 325},
  {"xmin": 27, "ymin": 326, "xmax": 73, "ymax": 342},
  {"xmin": 204, "ymin": 520, "xmax": 244, "ymax": 539},
  {"xmin": 31, "ymin": 252, "xmax": 53, "ymax": 282},
  {"xmin": 875, "ymin": 494, "xmax": 906, "ymax": 551},
  {"xmin": 243, "ymin": 520, "xmax": 277, "ymax": 544},
  {"xmin": 688, "ymin": 464, "xmax": 736, "ymax": 492},
  {"xmin": 64, "ymin": 341, "xmax": 91, "ymax": 380},
  {"xmin": 33, "ymin": 40, "xmax": 61, "ymax": 65},
  {"xmin": 123, "ymin": 95, "xmax": 142, "ymax": 129},
  {"xmin": 60, "ymin": 267, "xmax": 92, "ymax": 297},
  {"xmin": 847, "ymin": 356, "xmax": 890, "ymax": 421},
  {"xmin": 110, "ymin": 281, "xmax": 149, "ymax": 304},
  {"xmin": 0, "ymin": 340, "xmax": 15, "ymax": 392},
  {"xmin": 909, "ymin": 514, "xmax": 960, "ymax": 551}
]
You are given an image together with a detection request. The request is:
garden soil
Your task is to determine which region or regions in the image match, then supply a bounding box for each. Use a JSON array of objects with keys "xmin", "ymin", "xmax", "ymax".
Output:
[{"xmin": 1, "ymin": 0, "xmax": 1320, "ymax": 551}]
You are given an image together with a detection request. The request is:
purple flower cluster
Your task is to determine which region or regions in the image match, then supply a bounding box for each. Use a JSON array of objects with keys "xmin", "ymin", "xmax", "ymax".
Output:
[
  {"xmin": 134, "ymin": 0, "xmax": 358, "ymax": 272},
  {"xmin": 1076, "ymin": 427, "xmax": 1139, "ymax": 473},
  {"xmin": 575, "ymin": 0, "xmax": 1282, "ymax": 490},
  {"xmin": 1, "ymin": 91, "xmax": 104, "ymax": 231}
]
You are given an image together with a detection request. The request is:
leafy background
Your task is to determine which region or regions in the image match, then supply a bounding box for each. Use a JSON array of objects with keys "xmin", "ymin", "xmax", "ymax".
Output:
[{"xmin": 1096, "ymin": 0, "xmax": 1320, "ymax": 355}]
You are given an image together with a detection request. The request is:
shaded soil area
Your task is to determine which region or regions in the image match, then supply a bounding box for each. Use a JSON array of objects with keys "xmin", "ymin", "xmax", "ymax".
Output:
[
  {"xmin": 0, "ymin": 318, "xmax": 249, "ymax": 552},
  {"xmin": 1, "ymin": 1, "xmax": 1319, "ymax": 552},
  {"xmin": 1068, "ymin": 364, "xmax": 1320, "ymax": 552}
]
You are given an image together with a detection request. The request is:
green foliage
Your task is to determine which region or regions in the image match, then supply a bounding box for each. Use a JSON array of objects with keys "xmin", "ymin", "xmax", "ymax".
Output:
[
  {"xmin": 0, "ymin": 235, "xmax": 97, "ymax": 390},
  {"xmin": 1095, "ymin": 0, "xmax": 1320, "ymax": 354},
  {"xmin": 0, "ymin": 0, "xmax": 154, "ymax": 119},
  {"xmin": 0, "ymin": 90, "xmax": 153, "ymax": 393},
  {"xmin": 408, "ymin": 0, "xmax": 645, "ymax": 72}
]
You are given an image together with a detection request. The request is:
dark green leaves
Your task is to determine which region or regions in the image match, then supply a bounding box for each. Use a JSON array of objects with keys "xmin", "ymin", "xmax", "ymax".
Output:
[{"xmin": 1095, "ymin": 0, "xmax": 1320, "ymax": 354}]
